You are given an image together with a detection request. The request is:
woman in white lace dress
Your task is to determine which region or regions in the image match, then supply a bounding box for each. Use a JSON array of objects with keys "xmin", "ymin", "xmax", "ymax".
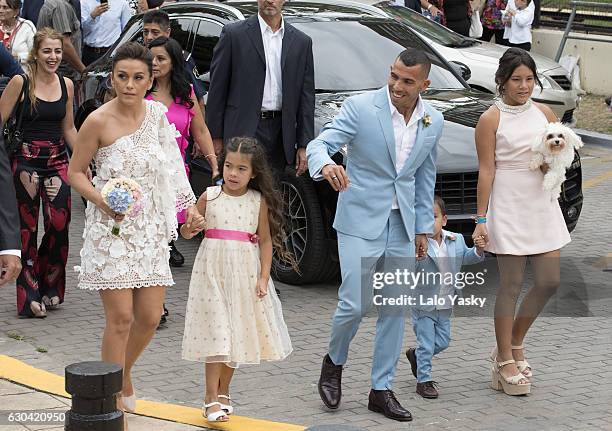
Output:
[{"xmin": 68, "ymin": 43, "xmax": 200, "ymax": 414}]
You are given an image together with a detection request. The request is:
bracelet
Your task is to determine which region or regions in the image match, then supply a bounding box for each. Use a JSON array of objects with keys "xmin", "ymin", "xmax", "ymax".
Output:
[
  {"xmin": 474, "ymin": 216, "xmax": 487, "ymax": 224},
  {"xmin": 205, "ymin": 153, "xmax": 217, "ymax": 160},
  {"xmin": 427, "ymin": 3, "xmax": 433, "ymax": 10}
]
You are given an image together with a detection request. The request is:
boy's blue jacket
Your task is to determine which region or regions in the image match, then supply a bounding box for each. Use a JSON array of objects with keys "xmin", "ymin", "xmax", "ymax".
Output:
[{"xmin": 411, "ymin": 229, "xmax": 485, "ymax": 311}]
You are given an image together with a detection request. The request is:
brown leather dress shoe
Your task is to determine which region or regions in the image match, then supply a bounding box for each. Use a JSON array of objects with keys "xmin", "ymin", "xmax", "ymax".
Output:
[
  {"xmin": 367, "ymin": 389, "xmax": 413, "ymax": 422},
  {"xmin": 416, "ymin": 381, "xmax": 439, "ymax": 399},
  {"xmin": 406, "ymin": 348, "xmax": 417, "ymax": 378},
  {"xmin": 318, "ymin": 354, "xmax": 343, "ymax": 409}
]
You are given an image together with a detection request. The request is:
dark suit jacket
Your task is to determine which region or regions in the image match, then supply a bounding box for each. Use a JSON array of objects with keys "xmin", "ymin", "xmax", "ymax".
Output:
[
  {"xmin": 206, "ymin": 14, "xmax": 315, "ymax": 164},
  {"xmin": 404, "ymin": 0, "xmax": 423, "ymax": 12},
  {"xmin": 0, "ymin": 134, "xmax": 21, "ymax": 252}
]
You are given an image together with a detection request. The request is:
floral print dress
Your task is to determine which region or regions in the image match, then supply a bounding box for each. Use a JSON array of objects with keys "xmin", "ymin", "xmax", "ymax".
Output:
[
  {"xmin": 76, "ymin": 100, "xmax": 196, "ymax": 290},
  {"xmin": 482, "ymin": 0, "xmax": 507, "ymax": 30}
]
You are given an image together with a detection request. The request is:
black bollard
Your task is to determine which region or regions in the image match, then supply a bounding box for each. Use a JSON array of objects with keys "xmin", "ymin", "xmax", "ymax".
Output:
[{"xmin": 64, "ymin": 361, "xmax": 124, "ymax": 431}]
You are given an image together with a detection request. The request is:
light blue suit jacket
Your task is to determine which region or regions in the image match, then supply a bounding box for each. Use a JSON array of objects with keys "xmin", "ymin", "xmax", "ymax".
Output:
[
  {"xmin": 307, "ymin": 87, "xmax": 443, "ymax": 241},
  {"xmin": 413, "ymin": 230, "xmax": 485, "ymax": 311}
]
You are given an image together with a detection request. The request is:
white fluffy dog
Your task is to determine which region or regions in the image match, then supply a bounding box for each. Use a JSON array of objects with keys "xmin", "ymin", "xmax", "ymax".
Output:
[{"xmin": 529, "ymin": 122, "xmax": 583, "ymax": 200}]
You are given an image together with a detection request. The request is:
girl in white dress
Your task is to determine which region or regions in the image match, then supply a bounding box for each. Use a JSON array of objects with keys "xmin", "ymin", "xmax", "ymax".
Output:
[
  {"xmin": 181, "ymin": 137, "xmax": 293, "ymax": 422},
  {"xmin": 68, "ymin": 42, "xmax": 197, "ymax": 417}
]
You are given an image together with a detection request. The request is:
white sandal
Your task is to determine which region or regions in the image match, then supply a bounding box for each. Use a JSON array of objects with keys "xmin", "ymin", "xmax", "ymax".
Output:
[
  {"xmin": 218, "ymin": 394, "xmax": 234, "ymax": 415},
  {"xmin": 491, "ymin": 359, "xmax": 531, "ymax": 396},
  {"xmin": 121, "ymin": 392, "xmax": 136, "ymax": 413},
  {"xmin": 203, "ymin": 402, "xmax": 229, "ymax": 422},
  {"xmin": 489, "ymin": 346, "xmax": 533, "ymax": 379},
  {"xmin": 511, "ymin": 345, "xmax": 533, "ymax": 378}
]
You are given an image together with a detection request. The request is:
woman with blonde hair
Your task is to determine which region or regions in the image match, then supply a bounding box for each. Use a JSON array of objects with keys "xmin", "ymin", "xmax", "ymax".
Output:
[{"xmin": 0, "ymin": 27, "xmax": 78, "ymax": 317}]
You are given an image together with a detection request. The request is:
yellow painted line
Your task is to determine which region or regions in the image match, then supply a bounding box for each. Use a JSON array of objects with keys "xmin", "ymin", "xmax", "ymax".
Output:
[
  {"xmin": 0, "ymin": 355, "xmax": 305, "ymax": 431},
  {"xmin": 583, "ymin": 170, "xmax": 612, "ymax": 190}
]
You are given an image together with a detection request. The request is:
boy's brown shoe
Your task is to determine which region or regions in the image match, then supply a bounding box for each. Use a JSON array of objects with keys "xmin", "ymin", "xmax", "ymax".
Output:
[{"xmin": 416, "ymin": 381, "xmax": 439, "ymax": 399}]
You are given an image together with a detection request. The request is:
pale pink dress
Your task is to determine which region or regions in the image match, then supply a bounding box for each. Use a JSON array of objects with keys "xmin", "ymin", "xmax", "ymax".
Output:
[{"xmin": 485, "ymin": 100, "xmax": 571, "ymax": 255}]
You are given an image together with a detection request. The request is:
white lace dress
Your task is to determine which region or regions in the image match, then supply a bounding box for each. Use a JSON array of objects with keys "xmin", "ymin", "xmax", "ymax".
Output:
[{"xmin": 77, "ymin": 100, "xmax": 196, "ymax": 290}]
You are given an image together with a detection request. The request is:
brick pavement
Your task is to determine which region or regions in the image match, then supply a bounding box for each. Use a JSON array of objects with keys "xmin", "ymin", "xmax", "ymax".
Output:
[{"xmin": 1, "ymin": 143, "xmax": 612, "ymax": 430}]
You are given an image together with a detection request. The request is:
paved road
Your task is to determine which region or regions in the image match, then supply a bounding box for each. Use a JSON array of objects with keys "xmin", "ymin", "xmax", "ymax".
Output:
[{"xmin": 1, "ymin": 143, "xmax": 612, "ymax": 430}]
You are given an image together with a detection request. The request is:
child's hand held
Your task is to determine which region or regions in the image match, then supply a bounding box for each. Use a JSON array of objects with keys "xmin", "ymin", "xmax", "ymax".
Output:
[{"xmin": 256, "ymin": 278, "xmax": 268, "ymax": 299}]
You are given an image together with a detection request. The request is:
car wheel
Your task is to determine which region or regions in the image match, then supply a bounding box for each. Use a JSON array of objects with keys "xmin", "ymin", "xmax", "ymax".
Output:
[{"xmin": 272, "ymin": 172, "xmax": 338, "ymax": 285}]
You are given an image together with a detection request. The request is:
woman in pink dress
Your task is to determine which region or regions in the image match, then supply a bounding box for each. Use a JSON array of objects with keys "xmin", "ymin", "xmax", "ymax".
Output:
[
  {"xmin": 474, "ymin": 48, "xmax": 570, "ymax": 396},
  {"xmin": 146, "ymin": 37, "xmax": 218, "ymax": 268},
  {"xmin": 146, "ymin": 37, "xmax": 217, "ymax": 324}
]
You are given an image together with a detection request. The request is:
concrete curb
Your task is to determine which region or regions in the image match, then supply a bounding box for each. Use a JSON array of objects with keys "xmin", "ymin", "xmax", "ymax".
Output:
[{"xmin": 575, "ymin": 128, "xmax": 612, "ymax": 147}]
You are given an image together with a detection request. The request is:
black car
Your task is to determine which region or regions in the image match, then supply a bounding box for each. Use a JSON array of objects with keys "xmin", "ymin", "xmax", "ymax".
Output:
[{"xmin": 75, "ymin": 0, "xmax": 583, "ymax": 284}]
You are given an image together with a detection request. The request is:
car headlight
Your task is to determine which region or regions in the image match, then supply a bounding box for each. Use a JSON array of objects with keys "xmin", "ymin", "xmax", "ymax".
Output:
[{"xmin": 537, "ymin": 73, "xmax": 553, "ymax": 89}]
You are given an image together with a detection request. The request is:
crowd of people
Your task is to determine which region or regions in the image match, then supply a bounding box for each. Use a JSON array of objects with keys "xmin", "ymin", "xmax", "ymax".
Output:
[
  {"xmin": 399, "ymin": 0, "xmax": 535, "ymax": 50},
  {"xmin": 0, "ymin": 0, "xmax": 570, "ymax": 426}
]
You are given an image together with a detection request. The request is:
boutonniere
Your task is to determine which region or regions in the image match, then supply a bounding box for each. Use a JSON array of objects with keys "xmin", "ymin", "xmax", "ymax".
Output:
[{"xmin": 422, "ymin": 114, "xmax": 432, "ymax": 128}]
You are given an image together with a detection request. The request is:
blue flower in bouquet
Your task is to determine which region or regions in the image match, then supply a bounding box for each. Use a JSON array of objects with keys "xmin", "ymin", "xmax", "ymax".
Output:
[{"xmin": 106, "ymin": 188, "xmax": 134, "ymax": 213}]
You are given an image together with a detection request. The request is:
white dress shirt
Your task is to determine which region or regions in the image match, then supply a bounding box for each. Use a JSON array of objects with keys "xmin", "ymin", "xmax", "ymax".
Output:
[
  {"xmin": 387, "ymin": 88, "xmax": 425, "ymax": 209},
  {"xmin": 427, "ymin": 231, "xmax": 454, "ymax": 310},
  {"xmin": 502, "ymin": 0, "xmax": 534, "ymax": 44},
  {"xmin": 81, "ymin": 0, "xmax": 132, "ymax": 48},
  {"xmin": 258, "ymin": 14, "xmax": 284, "ymax": 111}
]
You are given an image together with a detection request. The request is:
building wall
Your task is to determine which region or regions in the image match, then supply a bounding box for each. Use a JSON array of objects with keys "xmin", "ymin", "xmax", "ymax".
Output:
[{"xmin": 532, "ymin": 28, "xmax": 612, "ymax": 95}]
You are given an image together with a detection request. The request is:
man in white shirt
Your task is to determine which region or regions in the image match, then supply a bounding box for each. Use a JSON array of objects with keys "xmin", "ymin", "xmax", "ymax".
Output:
[
  {"xmin": 0, "ymin": 133, "xmax": 22, "ymax": 287},
  {"xmin": 307, "ymin": 49, "xmax": 443, "ymax": 421},
  {"xmin": 81, "ymin": 0, "xmax": 132, "ymax": 65},
  {"xmin": 206, "ymin": 0, "xmax": 315, "ymax": 176}
]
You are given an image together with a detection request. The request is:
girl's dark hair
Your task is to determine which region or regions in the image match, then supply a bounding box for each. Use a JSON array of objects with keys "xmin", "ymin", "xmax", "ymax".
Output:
[
  {"xmin": 495, "ymin": 47, "xmax": 542, "ymax": 96},
  {"xmin": 216, "ymin": 137, "xmax": 297, "ymax": 270},
  {"xmin": 112, "ymin": 42, "xmax": 153, "ymax": 77},
  {"xmin": 147, "ymin": 37, "xmax": 193, "ymax": 109}
]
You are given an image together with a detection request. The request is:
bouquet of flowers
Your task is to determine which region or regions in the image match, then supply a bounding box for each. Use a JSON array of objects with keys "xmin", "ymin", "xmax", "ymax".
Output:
[{"xmin": 101, "ymin": 178, "xmax": 144, "ymax": 236}]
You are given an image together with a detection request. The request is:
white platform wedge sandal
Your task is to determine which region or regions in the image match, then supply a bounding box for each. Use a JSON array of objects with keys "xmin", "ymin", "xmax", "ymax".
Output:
[{"xmin": 491, "ymin": 359, "xmax": 531, "ymax": 396}]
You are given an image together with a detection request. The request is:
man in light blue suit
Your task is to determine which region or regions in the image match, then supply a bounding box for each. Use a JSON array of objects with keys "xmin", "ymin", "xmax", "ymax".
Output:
[{"xmin": 308, "ymin": 49, "xmax": 444, "ymax": 421}]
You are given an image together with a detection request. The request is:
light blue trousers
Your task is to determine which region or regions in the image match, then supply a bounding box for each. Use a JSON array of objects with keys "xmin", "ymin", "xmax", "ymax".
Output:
[
  {"xmin": 411, "ymin": 308, "xmax": 452, "ymax": 383},
  {"xmin": 328, "ymin": 210, "xmax": 414, "ymax": 390}
]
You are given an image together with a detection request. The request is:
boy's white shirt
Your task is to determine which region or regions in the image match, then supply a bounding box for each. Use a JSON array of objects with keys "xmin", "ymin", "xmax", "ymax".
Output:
[
  {"xmin": 427, "ymin": 230, "xmax": 455, "ymax": 310},
  {"xmin": 502, "ymin": 0, "xmax": 535, "ymax": 44}
]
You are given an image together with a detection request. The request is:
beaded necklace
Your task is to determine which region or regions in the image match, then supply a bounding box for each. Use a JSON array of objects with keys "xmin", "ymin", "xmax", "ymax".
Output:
[{"xmin": 494, "ymin": 98, "xmax": 532, "ymax": 114}]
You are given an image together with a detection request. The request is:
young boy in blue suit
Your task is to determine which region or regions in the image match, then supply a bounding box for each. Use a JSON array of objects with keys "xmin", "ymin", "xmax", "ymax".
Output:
[{"xmin": 406, "ymin": 196, "xmax": 486, "ymax": 399}]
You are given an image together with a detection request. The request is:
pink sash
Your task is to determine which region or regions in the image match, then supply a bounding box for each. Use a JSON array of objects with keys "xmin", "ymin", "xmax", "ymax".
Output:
[{"xmin": 205, "ymin": 228, "xmax": 259, "ymax": 244}]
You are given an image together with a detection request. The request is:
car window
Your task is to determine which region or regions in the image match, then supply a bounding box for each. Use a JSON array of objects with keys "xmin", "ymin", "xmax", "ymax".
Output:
[
  {"xmin": 374, "ymin": 2, "xmax": 477, "ymax": 48},
  {"xmin": 190, "ymin": 19, "xmax": 223, "ymax": 77},
  {"xmin": 109, "ymin": 17, "xmax": 193, "ymax": 56},
  {"xmin": 110, "ymin": 20, "xmax": 143, "ymax": 56},
  {"xmin": 292, "ymin": 20, "xmax": 465, "ymax": 91},
  {"xmin": 170, "ymin": 18, "xmax": 194, "ymax": 52}
]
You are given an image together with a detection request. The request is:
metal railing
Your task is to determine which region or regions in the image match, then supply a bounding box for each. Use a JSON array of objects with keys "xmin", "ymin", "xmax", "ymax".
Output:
[
  {"xmin": 554, "ymin": 1, "xmax": 612, "ymax": 61},
  {"xmin": 541, "ymin": 0, "xmax": 612, "ymax": 35}
]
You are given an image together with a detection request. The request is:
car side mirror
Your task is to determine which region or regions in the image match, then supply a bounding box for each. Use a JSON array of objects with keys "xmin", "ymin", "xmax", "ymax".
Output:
[{"xmin": 450, "ymin": 61, "xmax": 471, "ymax": 82}]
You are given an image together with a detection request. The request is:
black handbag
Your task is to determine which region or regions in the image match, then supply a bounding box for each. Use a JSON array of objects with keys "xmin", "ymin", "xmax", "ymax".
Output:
[{"xmin": 3, "ymin": 75, "xmax": 29, "ymax": 155}]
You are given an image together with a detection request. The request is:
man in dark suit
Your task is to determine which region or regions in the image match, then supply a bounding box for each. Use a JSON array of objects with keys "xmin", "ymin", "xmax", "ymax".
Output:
[
  {"xmin": 206, "ymin": 0, "xmax": 315, "ymax": 176},
  {"xmin": 0, "ymin": 134, "xmax": 22, "ymax": 287}
]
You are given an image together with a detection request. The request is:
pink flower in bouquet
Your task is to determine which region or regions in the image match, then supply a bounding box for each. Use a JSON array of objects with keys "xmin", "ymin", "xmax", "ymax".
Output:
[{"xmin": 101, "ymin": 178, "xmax": 143, "ymax": 235}]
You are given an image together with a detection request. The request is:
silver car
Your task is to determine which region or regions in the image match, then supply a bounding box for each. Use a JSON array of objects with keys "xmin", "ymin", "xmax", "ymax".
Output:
[{"xmin": 336, "ymin": 0, "xmax": 580, "ymax": 125}]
